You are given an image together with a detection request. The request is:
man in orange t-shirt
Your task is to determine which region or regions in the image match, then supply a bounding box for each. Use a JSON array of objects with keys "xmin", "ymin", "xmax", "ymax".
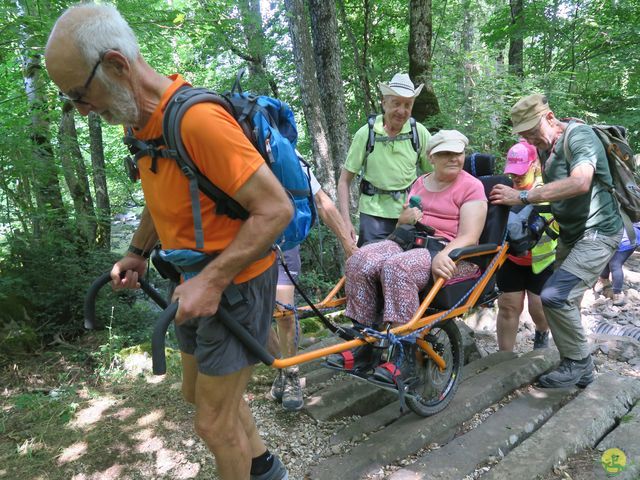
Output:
[{"xmin": 46, "ymin": 4, "xmax": 292, "ymax": 480}]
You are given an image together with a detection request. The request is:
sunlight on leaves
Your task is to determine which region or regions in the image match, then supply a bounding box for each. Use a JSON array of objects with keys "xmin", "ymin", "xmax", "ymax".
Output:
[
  {"xmin": 16, "ymin": 437, "xmax": 44, "ymax": 456},
  {"xmin": 136, "ymin": 409, "xmax": 164, "ymax": 427},
  {"xmin": 71, "ymin": 464, "xmax": 124, "ymax": 480},
  {"xmin": 70, "ymin": 398, "xmax": 118, "ymax": 430},
  {"xmin": 57, "ymin": 441, "xmax": 87, "ymax": 464}
]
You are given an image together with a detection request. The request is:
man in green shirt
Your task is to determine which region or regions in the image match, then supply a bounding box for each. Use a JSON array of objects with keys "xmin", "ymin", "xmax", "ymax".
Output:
[
  {"xmin": 490, "ymin": 94, "xmax": 622, "ymax": 388},
  {"xmin": 338, "ymin": 73, "xmax": 431, "ymax": 246}
]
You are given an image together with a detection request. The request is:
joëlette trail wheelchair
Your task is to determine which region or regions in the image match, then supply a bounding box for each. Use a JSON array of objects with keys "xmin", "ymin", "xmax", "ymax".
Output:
[{"xmin": 84, "ymin": 154, "xmax": 512, "ymax": 417}]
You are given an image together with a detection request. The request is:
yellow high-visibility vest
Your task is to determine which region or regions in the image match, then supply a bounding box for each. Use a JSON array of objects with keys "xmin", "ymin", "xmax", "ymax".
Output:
[{"xmin": 531, "ymin": 213, "xmax": 558, "ymax": 273}]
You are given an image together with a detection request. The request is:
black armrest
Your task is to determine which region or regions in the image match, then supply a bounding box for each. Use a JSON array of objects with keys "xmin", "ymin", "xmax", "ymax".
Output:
[{"xmin": 449, "ymin": 243, "xmax": 498, "ymax": 261}]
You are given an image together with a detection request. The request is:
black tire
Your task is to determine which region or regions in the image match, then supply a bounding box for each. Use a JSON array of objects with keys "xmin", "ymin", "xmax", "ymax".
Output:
[{"xmin": 406, "ymin": 320, "xmax": 463, "ymax": 417}]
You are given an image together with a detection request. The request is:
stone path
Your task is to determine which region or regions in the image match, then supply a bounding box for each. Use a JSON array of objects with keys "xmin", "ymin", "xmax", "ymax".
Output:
[{"xmin": 288, "ymin": 335, "xmax": 640, "ymax": 480}]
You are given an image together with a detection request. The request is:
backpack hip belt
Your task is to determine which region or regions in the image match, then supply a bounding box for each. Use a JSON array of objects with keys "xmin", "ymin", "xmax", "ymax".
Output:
[{"xmin": 360, "ymin": 178, "xmax": 410, "ymax": 200}]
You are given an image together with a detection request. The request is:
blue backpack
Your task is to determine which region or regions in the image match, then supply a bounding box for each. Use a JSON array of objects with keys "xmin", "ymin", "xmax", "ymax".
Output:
[{"xmin": 124, "ymin": 70, "xmax": 316, "ymax": 251}]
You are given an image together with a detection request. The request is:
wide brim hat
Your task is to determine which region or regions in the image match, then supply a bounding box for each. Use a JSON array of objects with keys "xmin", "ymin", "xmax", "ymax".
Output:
[
  {"xmin": 511, "ymin": 93, "xmax": 551, "ymax": 134},
  {"xmin": 427, "ymin": 130, "xmax": 469, "ymax": 155},
  {"xmin": 379, "ymin": 73, "xmax": 424, "ymax": 98}
]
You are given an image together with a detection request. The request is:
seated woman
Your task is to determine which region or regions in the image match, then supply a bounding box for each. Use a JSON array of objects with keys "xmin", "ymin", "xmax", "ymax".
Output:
[{"xmin": 328, "ymin": 130, "xmax": 488, "ymax": 384}]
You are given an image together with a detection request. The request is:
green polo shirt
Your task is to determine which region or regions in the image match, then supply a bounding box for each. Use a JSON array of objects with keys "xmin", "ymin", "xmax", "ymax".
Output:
[
  {"xmin": 344, "ymin": 115, "xmax": 431, "ymax": 219},
  {"xmin": 541, "ymin": 123, "xmax": 622, "ymax": 246}
]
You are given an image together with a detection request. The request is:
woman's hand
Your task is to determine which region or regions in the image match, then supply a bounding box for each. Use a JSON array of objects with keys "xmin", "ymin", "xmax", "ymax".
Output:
[
  {"xmin": 397, "ymin": 205, "xmax": 423, "ymax": 226},
  {"xmin": 431, "ymin": 251, "xmax": 457, "ymax": 280}
]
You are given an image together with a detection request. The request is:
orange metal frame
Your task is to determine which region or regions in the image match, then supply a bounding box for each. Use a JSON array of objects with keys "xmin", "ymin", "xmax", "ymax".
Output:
[{"xmin": 270, "ymin": 244, "xmax": 510, "ymax": 371}]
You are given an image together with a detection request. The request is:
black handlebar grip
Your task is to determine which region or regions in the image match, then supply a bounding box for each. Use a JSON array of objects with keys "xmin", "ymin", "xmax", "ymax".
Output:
[
  {"xmin": 84, "ymin": 271, "xmax": 169, "ymax": 330},
  {"xmin": 152, "ymin": 302, "xmax": 179, "ymax": 375},
  {"xmin": 84, "ymin": 272, "xmax": 112, "ymax": 330}
]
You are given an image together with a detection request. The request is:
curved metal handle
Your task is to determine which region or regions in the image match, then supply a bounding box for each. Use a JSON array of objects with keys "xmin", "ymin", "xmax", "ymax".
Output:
[
  {"xmin": 152, "ymin": 302, "xmax": 179, "ymax": 375},
  {"xmin": 150, "ymin": 300, "xmax": 276, "ymax": 375},
  {"xmin": 84, "ymin": 271, "xmax": 169, "ymax": 330}
]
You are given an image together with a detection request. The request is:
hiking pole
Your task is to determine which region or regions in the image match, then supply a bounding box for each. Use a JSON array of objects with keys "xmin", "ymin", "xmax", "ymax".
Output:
[{"xmin": 84, "ymin": 271, "xmax": 168, "ymax": 330}]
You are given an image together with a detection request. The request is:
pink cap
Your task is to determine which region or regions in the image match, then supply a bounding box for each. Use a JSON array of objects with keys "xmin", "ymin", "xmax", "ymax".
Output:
[{"xmin": 504, "ymin": 141, "xmax": 537, "ymax": 176}]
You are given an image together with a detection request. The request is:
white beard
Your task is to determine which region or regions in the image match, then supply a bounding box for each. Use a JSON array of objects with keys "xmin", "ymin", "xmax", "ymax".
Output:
[{"xmin": 100, "ymin": 81, "xmax": 139, "ymax": 126}]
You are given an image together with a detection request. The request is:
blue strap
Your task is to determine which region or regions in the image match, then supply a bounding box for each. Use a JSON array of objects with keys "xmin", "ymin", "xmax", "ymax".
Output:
[{"xmin": 159, "ymin": 249, "xmax": 210, "ymax": 281}]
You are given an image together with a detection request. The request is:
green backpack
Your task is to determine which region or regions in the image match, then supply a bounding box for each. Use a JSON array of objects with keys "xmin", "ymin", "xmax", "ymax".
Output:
[{"xmin": 563, "ymin": 120, "xmax": 640, "ymax": 241}]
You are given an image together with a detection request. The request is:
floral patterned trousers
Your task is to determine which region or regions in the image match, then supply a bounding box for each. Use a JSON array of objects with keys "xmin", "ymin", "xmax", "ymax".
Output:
[{"xmin": 345, "ymin": 240, "xmax": 478, "ymax": 326}]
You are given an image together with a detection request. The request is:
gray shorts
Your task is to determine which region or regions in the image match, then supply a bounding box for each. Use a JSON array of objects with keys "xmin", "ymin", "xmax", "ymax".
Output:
[
  {"xmin": 277, "ymin": 246, "xmax": 301, "ymax": 286},
  {"xmin": 358, "ymin": 212, "xmax": 397, "ymax": 247},
  {"xmin": 174, "ymin": 262, "xmax": 277, "ymax": 376},
  {"xmin": 556, "ymin": 228, "xmax": 623, "ymax": 282}
]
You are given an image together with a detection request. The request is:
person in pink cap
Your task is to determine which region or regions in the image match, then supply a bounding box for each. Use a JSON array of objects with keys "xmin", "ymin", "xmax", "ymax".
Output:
[{"xmin": 496, "ymin": 140, "xmax": 555, "ymax": 352}]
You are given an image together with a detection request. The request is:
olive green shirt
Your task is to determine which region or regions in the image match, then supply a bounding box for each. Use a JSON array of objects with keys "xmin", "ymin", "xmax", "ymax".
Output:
[
  {"xmin": 344, "ymin": 115, "xmax": 431, "ymax": 219},
  {"xmin": 540, "ymin": 122, "xmax": 622, "ymax": 247}
]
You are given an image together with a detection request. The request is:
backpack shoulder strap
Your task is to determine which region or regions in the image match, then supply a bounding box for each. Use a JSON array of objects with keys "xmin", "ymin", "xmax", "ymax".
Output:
[
  {"xmin": 409, "ymin": 117, "xmax": 420, "ymax": 155},
  {"xmin": 361, "ymin": 114, "xmax": 378, "ymax": 176},
  {"xmin": 162, "ymin": 85, "xmax": 249, "ymax": 248},
  {"xmin": 365, "ymin": 114, "xmax": 377, "ymax": 154},
  {"xmin": 561, "ymin": 119, "xmax": 585, "ymax": 164}
]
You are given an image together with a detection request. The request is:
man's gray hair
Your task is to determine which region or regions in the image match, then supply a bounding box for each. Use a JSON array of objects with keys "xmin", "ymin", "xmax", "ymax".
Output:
[{"xmin": 51, "ymin": 3, "xmax": 140, "ymax": 64}]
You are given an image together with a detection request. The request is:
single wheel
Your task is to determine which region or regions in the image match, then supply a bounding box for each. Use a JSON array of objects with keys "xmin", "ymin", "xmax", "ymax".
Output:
[{"xmin": 406, "ymin": 320, "xmax": 463, "ymax": 417}]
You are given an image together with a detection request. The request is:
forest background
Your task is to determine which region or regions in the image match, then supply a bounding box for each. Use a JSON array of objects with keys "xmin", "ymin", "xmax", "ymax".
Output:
[{"xmin": 1, "ymin": 0, "xmax": 639, "ymax": 358}]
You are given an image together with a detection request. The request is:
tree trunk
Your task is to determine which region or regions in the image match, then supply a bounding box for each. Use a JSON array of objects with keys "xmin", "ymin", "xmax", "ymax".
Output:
[
  {"xmin": 88, "ymin": 113, "xmax": 111, "ymax": 250},
  {"xmin": 284, "ymin": 0, "xmax": 336, "ymax": 198},
  {"xmin": 58, "ymin": 101, "xmax": 97, "ymax": 245},
  {"xmin": 237, "ymin": 0, "xmax": 278, "ymax": 97},
  {"xmin": 458, "ymin": 0, "xmax": 476, "ymax": 119},
  {"xmin": 337, "ymin": 0, "xmax": 376, "ymax": 116},
  {"xmin": 508, "ymin": 0, "xmax": 524, "ymax": 78},
  {"xmin": 18, "ymin": 1, "xmax": 67, "ymax": 239},
  {"xmin": 408, "ymin": 0, "xmax": 440, "ymax": 123},
  {"xmin": 307, "ymin": 0, "xmax": 349, "ymax": 179}
]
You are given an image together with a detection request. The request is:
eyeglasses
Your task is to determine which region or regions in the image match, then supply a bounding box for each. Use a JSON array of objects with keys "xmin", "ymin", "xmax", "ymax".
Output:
[{"xmin": 58, "ymin": 56, "xmax": 103, "ymax": 106}]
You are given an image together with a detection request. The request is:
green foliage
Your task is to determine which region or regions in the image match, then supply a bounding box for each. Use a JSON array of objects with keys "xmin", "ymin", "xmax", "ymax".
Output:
[
  {"xmin": 299, "ymin": 317, "xmax": 324, "ymax": 335},
  {"xmin": 0, "ymin": 232, "xmax": 158, "ymax": 354},
  {"xmin": 10, "ymin": 389, "xmax": 79, "ymax": 430},
  {"xmin": 299, "ymin": 223, "xmax": 344, "ymax": 302},
  {"xmin": 1, "ymin": 0, "xmax": 640, "ymax": 360}
]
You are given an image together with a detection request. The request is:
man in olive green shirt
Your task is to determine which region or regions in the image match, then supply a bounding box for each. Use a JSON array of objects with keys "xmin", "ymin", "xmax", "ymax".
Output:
[
  {"xmin": 338, "ymin": 73, "xmax": 431, "ymax": 246},
  {"xmin": 490, "ymin": 94, "xmax": 622, "ymax": 389}
]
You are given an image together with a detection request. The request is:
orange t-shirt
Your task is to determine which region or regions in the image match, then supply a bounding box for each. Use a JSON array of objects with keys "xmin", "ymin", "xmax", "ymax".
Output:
[{"xmin": 133, "ymin": 75, "xmax": 274, "ymax": 283}]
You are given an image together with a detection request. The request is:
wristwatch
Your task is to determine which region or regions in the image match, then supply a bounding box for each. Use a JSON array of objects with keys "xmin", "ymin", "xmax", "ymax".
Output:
[{"xmin": 519, "ymin": 190, "xmax": 530, "ymax": 205}]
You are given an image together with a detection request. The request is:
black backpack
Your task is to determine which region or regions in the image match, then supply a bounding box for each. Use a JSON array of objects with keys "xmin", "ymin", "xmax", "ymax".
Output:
[{"xmin": 359, "ymin": 114, "xmax": 421, "ymax": 199}]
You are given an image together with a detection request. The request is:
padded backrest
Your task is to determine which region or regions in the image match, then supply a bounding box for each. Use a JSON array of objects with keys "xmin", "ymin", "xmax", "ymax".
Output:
[
  {"xmin": 478, "ymin": 175, "xmax": 512, "ymax": 245},
  {"xmin": 464, "ymin": 153, "xmax": 495, "ymax": 177}
]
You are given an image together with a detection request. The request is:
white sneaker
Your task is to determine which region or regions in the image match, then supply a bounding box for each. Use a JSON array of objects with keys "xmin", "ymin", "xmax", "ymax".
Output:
[
  {"xmin": 593, "ymin": 278, "xmax": 611, "ymax": 294},
  {"xmin": 612, "ymin": 292, "xmax": 625, "ymax": 306}
]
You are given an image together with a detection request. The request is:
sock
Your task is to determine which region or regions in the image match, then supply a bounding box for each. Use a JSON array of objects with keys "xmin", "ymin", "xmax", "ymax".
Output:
[{"xmin": 250, "ymin": 450, "xmax": 274, "ymax": 476}]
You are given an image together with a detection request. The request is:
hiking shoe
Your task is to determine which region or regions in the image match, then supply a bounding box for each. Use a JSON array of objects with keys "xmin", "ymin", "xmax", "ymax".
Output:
[
  {"xmin": 612, "ymin": 292, "xmax": 625, "ymax": 306},
  {"xmin": 270, "ymin": 370, "xmax": 284, "ymax": 402},
  {"xmin": 281, "ymin": 367, "xmax": 304, "ymax": 411},
  {"xmin": 533, "ymin": 330, "xmax": 550, "ymax": 349},
  {"xmin": 373, "ymin": 342, "xmax": 417, "ymax": 385},
  {"xmin": 593, "ymin": 278, "xmax": 611, "ymax": 294},
  {"xmin": 538, "ymin": 355, "xmax": 594, "ymax": 388},
  {"xmin": 250, "ymin": 454, "xmax": 288, "ymax": 480},
  {"xmin": 326, "ymin": 344, "xmax": 379, "ymax": 373}
]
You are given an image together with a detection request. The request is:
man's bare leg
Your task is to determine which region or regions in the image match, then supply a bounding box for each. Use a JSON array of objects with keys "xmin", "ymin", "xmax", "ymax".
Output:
[
  {"xmin": 194, "ymin": 365, "xmax": 264, "ymax": 479},
  {"xmin": 496, "ymin": 291, "xmax": 525, "ymax": 351}
]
